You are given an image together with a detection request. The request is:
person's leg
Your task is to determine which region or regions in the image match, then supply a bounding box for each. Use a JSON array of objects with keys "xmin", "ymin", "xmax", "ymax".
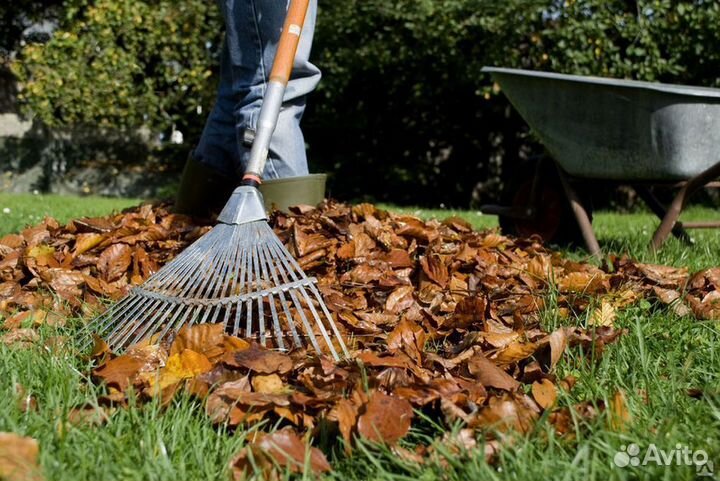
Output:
[
  {"xmin": 175, "ymin": 42, "xmax": 239, "ymax": 216},
  {"xmin": 192, "ymin": 42, "xmax": 241, "ymax": 178},
  {"xmin": 222, "ymin": 0, "xmax": 320, "ymax": 179}
]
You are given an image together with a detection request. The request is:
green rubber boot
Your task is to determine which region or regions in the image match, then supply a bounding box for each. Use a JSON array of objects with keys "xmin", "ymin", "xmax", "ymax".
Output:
[{"xmin": 174, "ymin": 154, "xmax": 237, "ymax": 218}]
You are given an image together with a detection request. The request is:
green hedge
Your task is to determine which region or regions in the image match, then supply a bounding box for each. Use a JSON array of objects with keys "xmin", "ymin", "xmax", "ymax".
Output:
[{"xmin": 10, "ymin": 0, "xmax": 720, "ymax": 205}]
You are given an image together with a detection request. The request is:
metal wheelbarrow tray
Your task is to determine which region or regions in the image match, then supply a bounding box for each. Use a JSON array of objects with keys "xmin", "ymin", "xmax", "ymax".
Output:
[{"xmin": 481, "ymin": 67, "xmax": 720, "ymax": 253}]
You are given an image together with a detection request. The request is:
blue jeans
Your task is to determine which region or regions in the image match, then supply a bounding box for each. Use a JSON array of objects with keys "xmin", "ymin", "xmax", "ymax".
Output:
[{"xmin": 193, "ymin": 0, "xmax": 320, "ymax": 180}]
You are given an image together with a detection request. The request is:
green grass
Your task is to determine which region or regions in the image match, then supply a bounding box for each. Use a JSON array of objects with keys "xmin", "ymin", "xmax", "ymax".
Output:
[
  {"xmin": 1, "ymin": 193, "xmax": 720, "ymax": 480},
  {"xmin": 0, "ymin": 193, "xmax": 141, "ymax": 237}
]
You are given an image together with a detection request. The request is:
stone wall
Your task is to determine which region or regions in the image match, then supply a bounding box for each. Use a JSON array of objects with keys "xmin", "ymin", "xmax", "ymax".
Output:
[{"xmin": 0, "ymin": 71, "xmax": 178, "ymax": 198}]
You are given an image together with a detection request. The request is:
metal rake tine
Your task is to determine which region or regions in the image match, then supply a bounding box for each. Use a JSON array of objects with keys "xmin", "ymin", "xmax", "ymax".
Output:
[
  {"xmin": 126, "ymin": 301, "xmax": 181, "ymax": 347},
  {"xmin": 142, "ymin": 302, "xmax": 189, "ymax": 345},
  {"xmin": 264, "ymin": 228, "xmax": 344, "ymax": 359},
  {"xmin": 288, "ymin": 287, "xmax": 323, "ymax": 354},
  {"xmin": 206, "ymin": 236, "xmax": 241, "ymax": 313},
  {"xmin": 201, "ymin": 225, "xmax": 239, "ymax": 300},
  {"xmin": 257, "ymin": 241, "xmax": 302, "ymax": 348},
  {"xmin": 232, "ymin": 247, "xmax": 251, "ymax": 335},
  {"xmin": 109, "ymin": 298, "xmax": 168, "ymax": 347},
  {"xmin": 138, "ymin": 228, "xmax": 225, "ymax": 321},
  {"xmin": 174, "ymin": 227, "xmax": 231, "ymax": 295},
  {"xmin": 262, "ymin": 233, "xmax": 325, "ymax": 353},
  {"xmin": 90, "ymin": 292, "xmax": 146, "ymax": 342},
  {"xmin": 187, "ymin": 227, "xmax": 232, "ymax": 301},
  {"xmin": 259, "ymin": 236, "xmax": 316, "ymax": 348},
  {"xmin": 218, "ymin": 228, "xmax": 246, "ymax": 327},
  {"xmin": 225, "ymin": 231, "xmax": 249, "ymax": 330},
  {"xmin": 308, "ymin": 283, "xmax": 350, "ymax": 357},
  {"xmin": 256, "ymin": 240, "xmax": 285, "ymax": 350},
  {"xmin": 144, "ymin": 230, "xmax": 216, "ymax": 292},
  {"xmin": 81, "ymin": 297, "xmax": 130, "ymax": 350},
  {"xmin": 105, "ymin": 297, "xmax": 163, "ymax": 346},
  {"xmin": 250, "ymin": 234, "xmax": 266, "ymax": 345},
  {"xmin": 207, "ymin": 304, "xmax": 224, "ymax": 326},
  {"xmin": 158, "ymin": 306, "xmax": 201, "ymax": 339},
  {"xmin": 268, "ymin": 231, "xmax": 309, "ymax": 280},
  {"xmin": 297, "ymin": 284, "xmax": 340, "ymax": 360},
  {"xmin": 245, "ymin": 298, "xmax": 254, "ymax": 340}
]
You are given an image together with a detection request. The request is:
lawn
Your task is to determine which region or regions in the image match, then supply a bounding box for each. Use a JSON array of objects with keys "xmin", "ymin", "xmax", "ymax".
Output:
[{"xmin": 1, "ymin": 193, "xmax": 719, "ymax": 481}]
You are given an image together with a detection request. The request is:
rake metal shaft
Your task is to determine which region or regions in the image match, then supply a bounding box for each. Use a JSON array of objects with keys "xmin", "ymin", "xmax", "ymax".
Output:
[{"xmin": 87, "ymin": 186, "xmax": 350, "ymax": 360}]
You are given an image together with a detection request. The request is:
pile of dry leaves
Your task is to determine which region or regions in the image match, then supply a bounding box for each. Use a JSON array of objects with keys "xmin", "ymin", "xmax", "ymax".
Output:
[{"xmin": 1, "ymin": 201, "xmax": 719, "ymax": 478}]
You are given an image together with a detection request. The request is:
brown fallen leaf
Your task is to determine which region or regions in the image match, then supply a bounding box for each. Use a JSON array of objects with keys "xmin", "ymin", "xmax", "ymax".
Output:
[
  {"xmin": 558, "ymin": 271, "xmax": 607, "ymax": 294},
  {"xmin": 492, "ymin": 341, "xmax": 538, "ymax": 365},
  {"xmin": 67, "ymin": 405, "xmax": 112, "ymax": 426},
  {"xmin": 223, "ymin": 344, "xmax": 293, "ymax": 375},
  {"xmin": 386, "ymin": 318, "xmax": 426, "ymax": 364},
  {"xmin": 97, "ymin": 244, "xmax": 132, "ymax": 282},
  {"xmin": 1, "ymin": 328, "xmax": 39, "ymax": 347},
  {"xmin": 531, "ymin": 379, "xmax": 557, "ymax": 409},
  {"xmin": 420, "ymin": 254, "xmax": 449, "ymax": 287},
  {"xmin": 546, "ymin": 328, "xmax": 567, "ymax": 371},
  {"xmin": 0, "ymin": 432, "xmax": 42, "ymax": 481},
  {"xmin": 467, "ymin": 352, "xmax": 520, "ymax": 391},
  {"xmin": 385, "ymin": 285, "xmax": 415, "ymax": 314},
  {"xmin": 329, "ymin": 399, "xmax": 358, "ymax": 453},
  {"xmin": 652, "ymin": 286, "xmax": 692, "ymax": 317},
  {"xmin": 73, "ymin": 233, "xmax": 105, "ymax": 257},
  {"xmin": 230, "ymin": 429, "xmax": 331, "ymax": 479},
  {"xmin": 473, "ymin": 394, "xmax": 539, "ymax": 433},
  {"xmin": 93, "ymin": 345, "xmax": 167, "ymax": 391},
  {"xmin": 357, "ymin": 391, "xmax": 413, "ymax": 444},
  {"xmin": 169, "ymin": 323, "xmax": 226, "ymax": 358}
]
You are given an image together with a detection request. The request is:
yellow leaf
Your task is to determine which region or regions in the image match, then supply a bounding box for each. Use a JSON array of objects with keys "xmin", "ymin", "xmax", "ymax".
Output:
[
  {"xmin": 608, "ymin": 390, "xmax": 632, "ymax": 431},
  {"xmin": 73, "ymin": 233, "xmax": 105, "ymax": 256},
  {"xmin": 26, "ymin": 245, "xmax": 55, "ymax": 259},
  {"xmin": 589, "ymin": 301, "xmax": 616, "ymax": 327},
  {"xmin": 153, "ymin": 349, "xmax": 212, "ymax": 389},
  {"xmin": 251, "ymin": 374, "xmax": 285, "ymax": 394}
]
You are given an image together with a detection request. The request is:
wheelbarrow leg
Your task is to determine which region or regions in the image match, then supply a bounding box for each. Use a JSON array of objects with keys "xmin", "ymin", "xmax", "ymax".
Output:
[
  {"xmin": 554, "ymin": 165, "xmax": 601, "ymax": 256},
  {"xmin": 651, "ymin": 160, "xmax": 720, "ymax": 251},
  {"xmin": 633, "ymin": 186, "xmax": 693, "ymax": 244}
]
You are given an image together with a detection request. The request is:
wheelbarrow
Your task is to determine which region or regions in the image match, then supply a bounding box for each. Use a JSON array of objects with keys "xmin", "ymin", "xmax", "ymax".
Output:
[{"xmin": 480, "ymin": 67, "xmax": 720, "ymax": 255}]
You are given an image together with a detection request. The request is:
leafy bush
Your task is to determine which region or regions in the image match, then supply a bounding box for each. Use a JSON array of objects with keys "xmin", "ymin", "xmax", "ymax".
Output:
[{"xmin": 11, "ymin": 0, "xmax": 222, "ymax": 140}]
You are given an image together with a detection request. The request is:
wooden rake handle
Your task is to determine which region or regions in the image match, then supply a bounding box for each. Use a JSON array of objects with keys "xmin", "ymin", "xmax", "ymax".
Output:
[{"xmin": 270, "ymin": 0, "xmax": 311, "ymax": 86}]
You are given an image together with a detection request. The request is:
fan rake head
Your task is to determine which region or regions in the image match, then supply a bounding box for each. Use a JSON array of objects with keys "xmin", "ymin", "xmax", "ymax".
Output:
[{"xmin": 87, "ymin": 186, "xmax": 350, "ymax": 360}]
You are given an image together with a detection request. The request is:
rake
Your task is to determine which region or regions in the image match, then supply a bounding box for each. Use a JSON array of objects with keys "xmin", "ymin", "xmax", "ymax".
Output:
[{"xmin": 87, "ymin": 0, "xmax": 349, "ymax": 360}]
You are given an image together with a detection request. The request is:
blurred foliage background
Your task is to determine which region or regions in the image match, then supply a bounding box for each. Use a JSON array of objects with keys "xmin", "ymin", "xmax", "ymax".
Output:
[{"xmin": 5, "ymin": 0, "xmax": 720, "ymax": 206}]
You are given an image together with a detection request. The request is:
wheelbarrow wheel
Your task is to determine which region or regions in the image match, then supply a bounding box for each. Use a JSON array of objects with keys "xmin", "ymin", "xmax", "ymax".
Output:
[{"xmin": 499, "ymin": 168, "xmax": 592, "ymax": 246}]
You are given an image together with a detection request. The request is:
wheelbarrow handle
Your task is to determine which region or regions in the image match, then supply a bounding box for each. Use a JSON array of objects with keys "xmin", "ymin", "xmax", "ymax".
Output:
[{"xmin": 242, "ymin": 0, "xmax": 310, "ymax": 186}]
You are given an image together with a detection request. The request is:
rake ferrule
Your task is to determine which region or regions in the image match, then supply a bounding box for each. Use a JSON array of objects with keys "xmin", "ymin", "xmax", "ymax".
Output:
[{"xmin": 217, "ymin": 186, "xmax": 267, "ymax": 225}]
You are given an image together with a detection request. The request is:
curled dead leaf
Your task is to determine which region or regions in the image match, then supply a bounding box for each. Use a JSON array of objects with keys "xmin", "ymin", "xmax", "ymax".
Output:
[
  {"xmin": 0, "ymin": 432, "xmax": 42, "ymax": 481},
  {"xmin": 223, "ymin": 344, "xmax": 293, "ymax": 375},
  {"xmin": 357, "ymin": 391, "xmax": 413, "ymax": 444}
]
